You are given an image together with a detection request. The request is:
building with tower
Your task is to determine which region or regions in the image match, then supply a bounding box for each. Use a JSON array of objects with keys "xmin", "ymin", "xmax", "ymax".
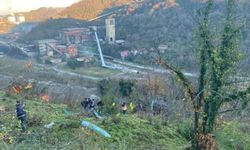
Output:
[{"xmin": 105, "ymin": 18, "xmax": 116, "ymax": 44}]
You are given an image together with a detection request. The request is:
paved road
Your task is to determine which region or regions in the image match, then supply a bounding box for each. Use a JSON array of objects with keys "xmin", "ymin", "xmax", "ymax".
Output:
[{"xmin": 106, "ymin": 58, "xmax": 198, "ymax": 77}]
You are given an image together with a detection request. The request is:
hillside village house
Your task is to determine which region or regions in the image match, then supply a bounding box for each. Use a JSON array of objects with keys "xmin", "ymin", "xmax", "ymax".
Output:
[
  {"xmin": 121, "ymin": 50, "xmax": 129, "ymax": 60},
  {"xmin": 67, "ymin": 45, "xmax": 78, "ymax": 58},
  {"xmin": 38, "ymin": 39, "xmax": 57, "ymax": 56}
]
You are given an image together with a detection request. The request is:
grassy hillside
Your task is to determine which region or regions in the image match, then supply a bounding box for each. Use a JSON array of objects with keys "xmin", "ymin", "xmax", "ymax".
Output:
[
  {"xmin": 0, "ymin": 91, "xmax": 250, "ymax": 149},
  {"xmin": 0, "ymin": 91, "xmax": 189, "ymax": 149},
  {"xmin": 58, "ymin": 64, "xmax": 122, "ymax": 78}
]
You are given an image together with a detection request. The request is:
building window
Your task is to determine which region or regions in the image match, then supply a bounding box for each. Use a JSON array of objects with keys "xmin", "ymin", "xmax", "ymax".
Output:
[{"xmin": 110, "ymin": 20, "xmax": 114, "ymax": 25}]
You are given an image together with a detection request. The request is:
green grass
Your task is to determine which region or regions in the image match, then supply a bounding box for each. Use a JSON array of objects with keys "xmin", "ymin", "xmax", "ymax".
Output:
[
  {"xmin": 59, "ymin": 65, "xmax": 122, "ymax": 78},
  {"xmin": 1, "ymin": 91, "xmax": 250, "ymax": 150},
  {"xmin": 0, "ymin": 57, "xmax": 29, "ymax": 74},
  {"xmin": 0, "ymin": 92, "xmax": 189, "ymax": 150},
  {"xmin": 216, "ymin": 122, "xmax": 250, "ymax": 150}
]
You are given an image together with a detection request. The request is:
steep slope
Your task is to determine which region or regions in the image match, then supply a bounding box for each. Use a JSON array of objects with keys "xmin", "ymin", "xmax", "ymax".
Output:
[
  {"xmin": 108, "ymin": 0, "xmax": 250, "ymax": 71},
  {"xmin": 19, "ymin": 0, "xmax": 250, "ymax": 72},
  {"xmin": 0, "ymin": 91, "xmax": 189, "ymax": 149},
  {"xmin": 1, "ymin": 90, "xmax": 250, "ymax": 149},
  {"xmin": 22, "ymin": 7, "xmax": 65, "ymax": 22},
  {"xmin": 18, "ymin": 18, "xmax": 90, "ymax": 42},
  {"xmin": 58, "ymin": 0, "xmax": 133, "ymax": 20}
]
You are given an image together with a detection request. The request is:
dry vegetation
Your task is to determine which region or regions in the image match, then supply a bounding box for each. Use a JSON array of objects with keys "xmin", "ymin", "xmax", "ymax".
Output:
[
  {"xmin": 22, "ymin": 7, "xmax": 65, "ymax": 22},
  {"xmin": 58, "ymin": 0, "xmax": 133, "ymax": 20},
  {"xmin": 0, "ymin": 19, "xmax": 15, "ymax": 34}
]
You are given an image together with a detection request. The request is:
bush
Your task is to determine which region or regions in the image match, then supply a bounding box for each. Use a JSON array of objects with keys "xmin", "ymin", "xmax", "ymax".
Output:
[
  {"xmin": 119, "ymin": 80, "xmax": 135, "ymax": 97},
  {"xmin": 111, "ymin": 115, "xmax": 122, "ymax": 124},
  {"xmin": 176, "ymin": 121, "xmax": 194, "ymax": 141},
  {"xmin": 28, "ymin": 115, "xmax": 43, "ymax": 127},
  {"xmin": 44, "ymin": 59, "xmax": 52, "ymax": 65},
  {"xmin": 101, "ymin": 95, "xmax": 119, "ymax": 115},
  {"xmin": 216, "ymin": 123, "xmax": 250, "ymax": 150},
  {"xmin": 98, "ymin": 79, "xmax": 119, "ymax": 96},
  {"xmin": 67, "ymin": 59, "xmax": 83, "ymax": 69}
]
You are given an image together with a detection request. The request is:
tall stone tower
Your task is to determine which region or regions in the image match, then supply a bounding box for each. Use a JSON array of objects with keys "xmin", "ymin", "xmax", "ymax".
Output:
[{"xmin": 105, "ymin": 18, "xmax": 116, "ymax": 44}]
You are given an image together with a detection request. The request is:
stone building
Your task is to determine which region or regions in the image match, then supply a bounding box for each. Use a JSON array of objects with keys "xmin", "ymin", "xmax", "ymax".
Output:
[
  {"xmin": 59, "ymin": 28, "xmax": 92, "ymax": 45},
  {"xmin": 105, "ymin": 18, "xmax": 116, "ymax": 44},
  {"xmin": 38, "ymin": 39, "xmax": 57, "ymax": 56}
]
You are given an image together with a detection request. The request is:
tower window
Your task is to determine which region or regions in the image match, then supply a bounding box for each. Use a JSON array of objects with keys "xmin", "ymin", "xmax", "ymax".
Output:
[{"xmin": 110, "ymin": 20, "xmax": 114, "ymax": 25}]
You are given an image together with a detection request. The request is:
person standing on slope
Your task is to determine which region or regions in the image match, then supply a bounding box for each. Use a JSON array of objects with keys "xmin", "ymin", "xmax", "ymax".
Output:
[
  {"xmin": 121, "ymin": 102, "xmax": 128, "ymax": 114},
  {"xmin": 16, "ymin": 100, "xmax": 27, "ymax": 132}
]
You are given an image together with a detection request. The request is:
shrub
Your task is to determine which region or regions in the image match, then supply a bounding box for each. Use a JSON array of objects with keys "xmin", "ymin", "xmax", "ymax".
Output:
[
  {"xmin": 97, "ymin": 79, "xmax": 118, "ymax": 96},
  {"xmin": 44, "ymin": 59, "xmax": 52, "ymax": 65},
  {"xmin": 98, "ymin": 79, "xmax": 111, "ymax": 95},
  {"xmin": 101, "ymin": 95, "xmax": 119, "ymax": 115},
  {"xmin": 112, "ymin": 115, "xmax": 122, "ymax": 124},
  {"xmin": 67, "ymin": 59, "xmax": 83, "ymax": 69},
  {"xmin": 28, "ymin": 115, "xmax": 43, "ymax": 127},
  {"xmin": 119, "ymin": 80, "xmax": 135, "ymax": 97},
  {"xmin": 176, "ymin": 121, "xmax": 193, "ymax": 140}
]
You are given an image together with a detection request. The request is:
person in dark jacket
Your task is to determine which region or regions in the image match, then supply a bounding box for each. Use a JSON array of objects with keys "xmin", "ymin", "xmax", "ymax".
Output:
[
  {"xmin": 89, "ymin": 99, "xmax": 95, "ymax": 110},
  {"xmin": 137, "ymin": 101, "xmax": 143, "ymax": 112},
  {"xmin": 96, "ymin": 101, "xmax": 104, "ymax": 113},
  {"xmin": 16, "ymin": 101, "xmax": 27, "ymax": 132},
  {"xmin": 97, "ymin": 101, "xmax": 104, "ymax": 107},
  {"xmin": 81, "ymin": 98, "xmax": 89, "ymax": 109}
]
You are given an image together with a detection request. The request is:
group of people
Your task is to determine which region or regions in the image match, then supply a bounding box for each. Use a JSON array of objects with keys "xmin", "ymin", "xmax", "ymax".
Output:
[
  {"xmin": 81, "ymin": 97, "xmax": 104, "ymax": 112},
  {"xmin": 120, "ymin": 101, "xmax": 144, "ymax": 114},
  {"xmin": 15, "ymin": 97, "xmax": 104, "ymax": 132},
  {"xmin": 81, "ymin": 98, "xmax": 95, "ymax": 110},
  {"xmin": 15, "ymin": 98, "xmax": 144, "ymax": 132}
]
